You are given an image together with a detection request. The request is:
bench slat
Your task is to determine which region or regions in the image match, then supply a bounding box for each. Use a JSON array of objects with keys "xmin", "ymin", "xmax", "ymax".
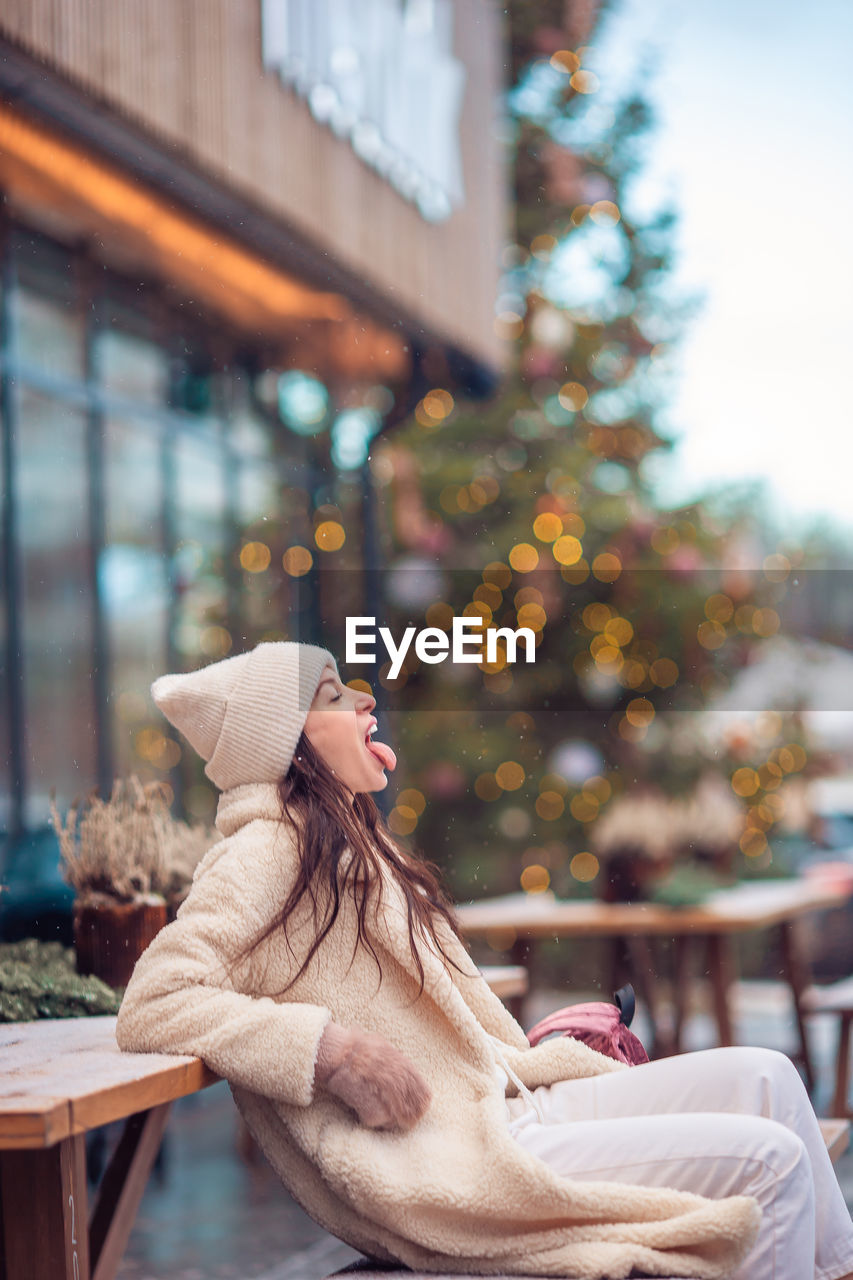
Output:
[
  {"xmin": 0, "ymin": 1018, "xmax": 218, "ymax": 1148},
  {"xmin": 820, "ymin": 1117, "xmax": 850, "ymax": 1164}
]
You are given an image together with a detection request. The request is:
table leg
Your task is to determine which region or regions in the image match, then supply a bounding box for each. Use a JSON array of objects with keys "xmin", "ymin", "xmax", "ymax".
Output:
[
  {"xmin": 510, "ymin": 937, "xmax": 535, "ymax": 1026},
  {"xmin": 0, "ymin": 1134, "xmax": 90, "ymax": 1280},
  {"xmin": 672, "ymin": 934, "xmax": 692, "ymax": 1053},
  {"xmin": 779, "ymin": 919, "xmax": 816, "ymax": 1094},
  {"xmin": 608, "ymin": 936, "xmax": 624, "ymax": 999},
  {"xmin": 624, "ymin": 936, "xmax": 673, "ymax": 1059},
  {"xmin": 89, "ymin": 1104, "xmax": 171, "ymax": 1280},
  {"xmin": 705, "ymin": 933, "xmax": 736, "ymax": 1047},
  {"xmin": 607, "ymin": 935, "xmax": 668, "ymax": 1058}
]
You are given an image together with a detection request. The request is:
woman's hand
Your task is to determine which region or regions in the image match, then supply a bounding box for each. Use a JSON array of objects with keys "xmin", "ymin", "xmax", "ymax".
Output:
[{"xmin": 314, "ymin": 1021, "xmax": 431, "ymax": 1131}]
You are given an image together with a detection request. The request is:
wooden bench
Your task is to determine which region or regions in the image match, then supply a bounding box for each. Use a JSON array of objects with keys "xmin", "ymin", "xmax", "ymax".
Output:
[
  {"xmin": 802, "ymin": 976, "xmax": 853, "ymax": 1119},
  {"xmin": 0, "ymin": 1014, "xmax": 846, "ymax": 1280}
]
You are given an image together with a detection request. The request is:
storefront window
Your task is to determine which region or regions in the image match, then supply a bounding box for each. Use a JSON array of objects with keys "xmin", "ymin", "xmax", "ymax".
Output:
[
  {"xmin": 12, "ymin": 230, "xmax": 84, "ymax": 381},
  {"xmin": 0, "ymin": 221, "xmax": 316, "ymax": 842},
  {"xmin": 14, "ymin": 284, "xmax": 85, "ymax": 381},
  {"xmin": 97, "ymin": 328, "xmax": 169, "ymax": 406},
  {"xmin": 14, "ymin": 388, "xmax": 97, "ymax": 821},
  {"xmin": 103, "ymin": 417, "xmax": 169, "ymax": 779},
  {"xmin": 0, "ymin": 355, "xmax": 9, "ymax": 832},
  {"xmin": 230, "ymin": 375, "xmax": 276, "ymax": 528},
  {"xmin": 172, "ymin": 426, "xmax": 230, "ymax": 661},
  {"xmin": 238, "ymin": 460, "xmax": 279, "ymax": 532}
]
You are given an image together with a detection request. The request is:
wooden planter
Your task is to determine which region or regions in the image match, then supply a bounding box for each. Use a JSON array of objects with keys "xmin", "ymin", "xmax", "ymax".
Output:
[
  {"xmin": 690, "ymin": 841, "xmax": 738, "ymax": 879},
  {"xmin": 597, "ymin": 850, "xmax": 672, "ymax": 903},
  {"xmin": 73, "ymin": 898, "xmax": 168, "ymax": 989}
]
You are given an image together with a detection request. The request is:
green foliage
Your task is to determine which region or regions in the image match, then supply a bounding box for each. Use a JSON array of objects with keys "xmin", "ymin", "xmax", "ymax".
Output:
[{"xmin": 0, "ymin": 939, "xmax": 122, "ymax": 1022}]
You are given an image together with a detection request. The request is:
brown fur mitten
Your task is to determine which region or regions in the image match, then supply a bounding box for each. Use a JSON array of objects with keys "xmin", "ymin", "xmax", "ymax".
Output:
[{"xmin": 315, "ymin": 1021, "xmax": 431, "ymax": 1131}]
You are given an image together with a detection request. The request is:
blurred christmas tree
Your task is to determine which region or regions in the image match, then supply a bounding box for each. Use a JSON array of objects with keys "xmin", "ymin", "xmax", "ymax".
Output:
[{"xmin": 372, "ymin": 0, "xmax": 816, "ymax": 904}]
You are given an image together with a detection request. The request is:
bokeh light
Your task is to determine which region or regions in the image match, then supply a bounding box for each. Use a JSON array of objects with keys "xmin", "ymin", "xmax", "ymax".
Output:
[
  {"xmin": 240, "ymin": 541, "xmax": 271, "ymax": 572},
  {"xmin": 314, "ymin": 521, "xmax": 346, "ymax": 552},
  {"xmin": 283, "ymin": 545, "xmax": 313, "ymax": 576},
  {"xmin": 277, "ymin": 370, "xmax": 329, "ymax": 435},
  {"xmin": 570, "ymin": 851, "xmax": 600, "ymax": 882}
]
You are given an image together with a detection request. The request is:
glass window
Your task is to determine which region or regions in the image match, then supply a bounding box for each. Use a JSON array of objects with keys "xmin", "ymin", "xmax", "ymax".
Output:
[
  {"xmin": 14, "ymin": 388, "xmax": 97, "ymax": 821},
  {"xmin": 0, "ymin": 374, "xmax": 9, "ymax": 831},
  {"xmin": 227, "ymin": 375, "xmax": 276, "ymax": 530},
  {"xmin": 13, "ymin": 285, "xmax": 85, "ymax": 381},
  {"xmin": 228, "ymin": 371, "xmax": 274, "ymax": 459},
  {"xmin": 3, "ymin": 222, "xmax": 356, "ymax": 836},
  {"xmin": 103, "ymin": 418, "xmax": 169, "ymax": 780},
  {"xmin": 238, "ymin": 459, "xmax": 280, "ymax": 533},
  {"xmin": 172, "ymin": 426, "xmax": 230, "ymax": 662},
  {"xmin": 97, "ymin": 328, "xmax": 169, "ymax": 406},
  {"xmin": 12, "ymin": 229, "xmax": 84, "ymax": 381}
]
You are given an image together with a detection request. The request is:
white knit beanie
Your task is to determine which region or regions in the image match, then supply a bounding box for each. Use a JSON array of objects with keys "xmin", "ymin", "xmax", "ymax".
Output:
[{"xmin": 150, "ymin": 641, "xmax": 339, "ymax": 791}]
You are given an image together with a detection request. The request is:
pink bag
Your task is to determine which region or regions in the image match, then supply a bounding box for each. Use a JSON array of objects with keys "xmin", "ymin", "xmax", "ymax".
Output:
[{"xmin": 526, "ymin": 984, "xmax": 649, "ymax": 1066}]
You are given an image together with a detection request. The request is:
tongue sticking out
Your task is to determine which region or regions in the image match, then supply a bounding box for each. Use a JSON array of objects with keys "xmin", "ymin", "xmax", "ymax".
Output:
[{"xmin": 366, "ymin": 736, "xmax": 397, "ymax": 772}]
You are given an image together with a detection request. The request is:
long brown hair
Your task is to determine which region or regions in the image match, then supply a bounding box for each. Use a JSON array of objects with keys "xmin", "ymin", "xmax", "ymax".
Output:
[{"xmin": 239, "ymin": 730, "xmax": 468, "ymax": 996}]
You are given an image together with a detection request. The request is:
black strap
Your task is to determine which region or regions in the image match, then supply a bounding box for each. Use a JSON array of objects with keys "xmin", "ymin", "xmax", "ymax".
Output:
[{"xmin": 613, "ymin": 983, "xmax": 636, "ymax": 1027}]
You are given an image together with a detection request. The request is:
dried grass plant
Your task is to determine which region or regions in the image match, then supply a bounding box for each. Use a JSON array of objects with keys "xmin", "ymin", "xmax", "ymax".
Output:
[
  {"xmin": 50, "ymin": 776, "xmax": 216, "ymax": 907},
  {"xmin": 669, "ymin": 772, "xmax": 745, "ymax": 856},
  {"xmin": 590, "ymin": 776, "xmax": 746, "ymax": 871},
  {"xmin": 162, "ymin": 819, "xmax": 218, "ymax": 908},
  {"xmin": 589, "ymin": 788, "xmax": 677, "ymax": 865}
]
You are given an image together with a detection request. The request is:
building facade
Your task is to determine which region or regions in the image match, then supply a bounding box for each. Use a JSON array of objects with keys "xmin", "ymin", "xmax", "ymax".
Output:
[{"xmin": 0, "ymin": 0, "xmax": 506, "ymax": 930}]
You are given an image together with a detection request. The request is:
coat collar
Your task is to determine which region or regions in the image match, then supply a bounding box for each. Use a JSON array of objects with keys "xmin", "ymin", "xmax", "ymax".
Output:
[{"xmin": 215, "ymin": 782, "xmax": 287, "ymax": 836}]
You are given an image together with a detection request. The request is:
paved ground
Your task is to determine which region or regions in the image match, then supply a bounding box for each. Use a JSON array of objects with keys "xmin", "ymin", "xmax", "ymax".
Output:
[{"xmin": 115, "ymin": 980, "xmax": 852, "ymax": 1280}]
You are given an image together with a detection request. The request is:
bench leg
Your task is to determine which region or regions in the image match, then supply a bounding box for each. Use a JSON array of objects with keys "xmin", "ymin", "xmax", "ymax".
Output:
[
  {"xmin": 89, "ymin": 1104, "xmax": 171, "ymax": 1280},
  {"xmin": 509, "ymin": 937, "xmax": 534, "ymax": 1024},
  {"xmin": 0, "ymin": 1135, "xmax": 90, "ymax": 1280},
  {"xmin": 671, "ymin": 934, "xmax": 692, "ymax": 1054}
]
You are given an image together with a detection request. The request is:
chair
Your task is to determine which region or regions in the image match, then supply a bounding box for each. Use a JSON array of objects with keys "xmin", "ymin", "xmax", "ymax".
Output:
[
  {"xmin": 478, "ymin": 964, "xmax": 528, "ymax": 1004},
  {"xmin": 802, "ymin": 976, "xmax": 853, "ymax": 1119}
]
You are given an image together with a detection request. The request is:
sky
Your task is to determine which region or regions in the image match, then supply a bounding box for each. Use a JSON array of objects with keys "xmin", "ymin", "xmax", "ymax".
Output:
[{"xmin": 588, "ymin": 0, "xmax": 853, "ymax": 543}]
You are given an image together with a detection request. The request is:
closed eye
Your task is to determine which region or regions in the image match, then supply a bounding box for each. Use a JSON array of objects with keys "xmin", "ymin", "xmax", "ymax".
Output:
[{"xmin": 331, "ymin": 692, "xmax": 342, "ymax": 702}]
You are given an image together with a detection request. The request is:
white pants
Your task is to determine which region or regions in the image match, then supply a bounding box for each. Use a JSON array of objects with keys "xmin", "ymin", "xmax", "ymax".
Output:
[{"xmin": 505, "ymin": 1047, "xmax": 853, "ymax": 1280}]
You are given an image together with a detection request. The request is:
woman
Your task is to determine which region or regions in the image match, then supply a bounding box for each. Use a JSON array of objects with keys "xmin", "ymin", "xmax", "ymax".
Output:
[{"xmin": 116, "ymin": 641, "xmax": 853, "ymax": 1280}]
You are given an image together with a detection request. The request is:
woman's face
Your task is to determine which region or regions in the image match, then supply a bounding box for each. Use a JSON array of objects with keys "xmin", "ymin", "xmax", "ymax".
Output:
[{"xmin": 303, "ymin": 664, "xmax": 397, "ymax": 797}]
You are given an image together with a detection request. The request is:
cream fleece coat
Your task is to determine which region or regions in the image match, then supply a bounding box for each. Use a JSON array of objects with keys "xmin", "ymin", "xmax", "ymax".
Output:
[{"xmin": 116, "ymin": 783, "xmax": 761, "ymax": 1279}]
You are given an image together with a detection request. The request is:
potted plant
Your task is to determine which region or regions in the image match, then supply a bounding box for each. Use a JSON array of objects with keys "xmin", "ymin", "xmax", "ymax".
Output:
[
  {"xmin": 669, "ymin": 772, "xmax": 746, "ymax": 880},
  {"xmin": 588, "ymin": 787, "xmax": 677, "ymax": 903},
  {"xmin": 50, "ymin": 776, "xmax": 215, "ymax": 988},
  {"xmin": 160, "ymin": 818, "xmax": 218, "ymax": 919}
]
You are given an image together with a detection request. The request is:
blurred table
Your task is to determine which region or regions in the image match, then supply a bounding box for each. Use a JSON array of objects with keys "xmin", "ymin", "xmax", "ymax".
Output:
[
  {"xmin": 0, "ymin": 1015, "xmax": 219, "ymax": 1280},
  {"xmin": 456, "ymin": 876, "xmax": 853, "ymax": 1088}
]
